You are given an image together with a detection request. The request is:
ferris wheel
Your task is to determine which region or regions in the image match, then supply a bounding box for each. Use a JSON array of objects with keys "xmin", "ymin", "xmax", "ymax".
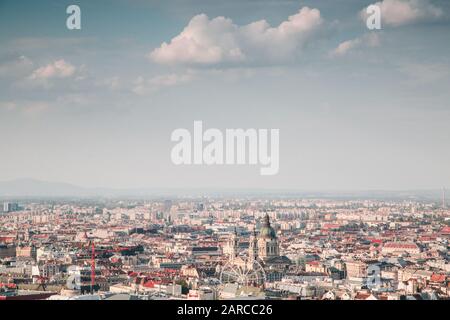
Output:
[{"xmin": 219, "ymin": 258, "xmax": 266, "ymax": 287}]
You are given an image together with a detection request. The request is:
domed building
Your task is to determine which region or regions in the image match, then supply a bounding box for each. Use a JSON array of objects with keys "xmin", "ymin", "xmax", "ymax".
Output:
[
  {"xmin": 224, "ymin": 213, "xmax": 291, "ymax": 284},
  {"xmin": 257, "ymin": 214, "xmax": 280, "ymax": 260},
  {"xmin": 255, "ymin": 214, "xmax": 291, "ymax": 282}
]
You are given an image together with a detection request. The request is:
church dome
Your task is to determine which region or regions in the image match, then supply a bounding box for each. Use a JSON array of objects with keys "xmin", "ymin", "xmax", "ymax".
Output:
[{"xmin": 259, "ymin": 214, "xmax": 276, "ymax": 239}]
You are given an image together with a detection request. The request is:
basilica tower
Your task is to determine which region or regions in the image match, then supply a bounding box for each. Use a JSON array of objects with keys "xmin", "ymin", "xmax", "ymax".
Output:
[
  {"xmin": 249, "ymin": 228, "xmax": 258, "ymax": 260},
  {"xmin": 257, "ymin": 213, "xmax": 279, "ymax": 260},
  {"xmin": 225, "ymin": 227, "xmax": 239, "ymax": 260}
]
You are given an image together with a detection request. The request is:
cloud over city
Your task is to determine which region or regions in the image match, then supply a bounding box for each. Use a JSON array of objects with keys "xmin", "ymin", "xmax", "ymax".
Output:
[
  {"xmin": 0, "ymin": 55, "xmax": 34, "ymax": 78},
  {"xmin": 149, "ymin": 7, "xmax": 323, "ymax": 66},
  {"xmin": 29, "ymin": 59, "xmax": 76, "ymax": 80},
  {"xmin": 331, "ymin": 33, "xmax": 381, "ymax": 57}
]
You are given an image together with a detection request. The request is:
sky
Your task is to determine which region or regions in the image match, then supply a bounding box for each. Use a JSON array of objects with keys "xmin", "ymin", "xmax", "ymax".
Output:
[{"xmin": 0, "ymin": 0, "xmax": 450, "ymax": 191}]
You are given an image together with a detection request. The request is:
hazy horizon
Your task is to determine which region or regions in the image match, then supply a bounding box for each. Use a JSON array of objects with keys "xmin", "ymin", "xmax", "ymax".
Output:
[{"xmin": 0, "ymin": 178, "xmax": 447, "ymax": 201}]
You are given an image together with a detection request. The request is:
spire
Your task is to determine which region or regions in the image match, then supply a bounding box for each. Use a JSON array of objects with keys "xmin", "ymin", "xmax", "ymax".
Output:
[
  {"xmin": 228, "ymin": 228, "xmax": 239, "ymax": 259},
  {"xmin": 263, "ymin": 213, "xmax": 270, "ymax": 227},
  {"xmin": 249, "ymin": 226, "xmax": 258, "ymax": 260}
]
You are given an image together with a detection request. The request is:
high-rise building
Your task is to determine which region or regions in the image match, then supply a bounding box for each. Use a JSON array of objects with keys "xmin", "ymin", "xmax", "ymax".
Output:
[{"xmin": 3, "ymin": 202, "xmax": 19, "ymax": 213}]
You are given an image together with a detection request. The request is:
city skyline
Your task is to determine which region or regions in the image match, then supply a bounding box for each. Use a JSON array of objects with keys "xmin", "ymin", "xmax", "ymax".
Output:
[{"xmin": 1, "ymin": 196, "xmax": 449, "ymax": 300}]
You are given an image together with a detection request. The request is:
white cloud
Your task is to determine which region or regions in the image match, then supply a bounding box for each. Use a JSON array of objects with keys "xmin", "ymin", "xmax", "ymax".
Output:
[
  {"xmin": 0, "ymin": 100, "xmax": 50, "ymax": 116},
  {"xmin": 149, "ymin": 7, "xmax": 323, "ymax": 66},
  {"xmin": 29, "ymin": 59, "xmax": 76, "ymax": 80},
  {"xmin": 132, "ymin": 73, "xmax": 194, "ymax": 95},
  {"xmin": 0, "ymin": 56, "xmax": 34, "ymax": 78},
  {"xmin": 361, "ymin": 0, "xmax": 443, "ymax": 27},
  {"xmin": 331, "ymin": 33, "xmax": 381, "ymax": 57}
]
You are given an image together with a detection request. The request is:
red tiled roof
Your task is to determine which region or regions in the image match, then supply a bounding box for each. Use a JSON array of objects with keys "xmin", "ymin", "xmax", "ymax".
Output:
[
  {"xmin": 430, "ymin": 273, "xmax": 446, "ymax": 283},
  {"xmin": 441, "ymin": 226, "xmax": 450, "ymax": 234},
  {"xmin": 143, "ymin": 280, "xmax": 161, "ymax": 288},
  {"xmin": 383, "ymin": 242, "xmax": 418, "ymax": 249},
  {"xmin": 322, "ymin": 224, "xmax": 340, "ymax": 230}
]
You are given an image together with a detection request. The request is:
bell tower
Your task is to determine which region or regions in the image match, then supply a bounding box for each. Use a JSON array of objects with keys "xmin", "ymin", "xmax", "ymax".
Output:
[
  {"xmin": 226, "ymin": 227, "xmax": 239, "ymax": 260},
  {"xmin": 249, "ymin": 228, "xmax": 258, "ymax": 260}
]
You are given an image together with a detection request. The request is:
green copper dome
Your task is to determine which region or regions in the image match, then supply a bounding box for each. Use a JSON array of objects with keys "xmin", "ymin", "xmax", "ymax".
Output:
[{"xmin": 259, "ymin": 214, "xmax": 276, "ymax": 239}]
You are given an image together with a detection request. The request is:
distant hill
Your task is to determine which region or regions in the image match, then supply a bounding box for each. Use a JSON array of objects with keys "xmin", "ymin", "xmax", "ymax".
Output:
[
  {"xmin": 0, "ymin": 178, "xmax": 445, "ymax": 201},
  {"xmin": 0, "ymin": 178, "xmax": 178, "ymax": 198},
  {"xmin": 0, "ymin": 179, "xmax": 97, "ymax": 197}
]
